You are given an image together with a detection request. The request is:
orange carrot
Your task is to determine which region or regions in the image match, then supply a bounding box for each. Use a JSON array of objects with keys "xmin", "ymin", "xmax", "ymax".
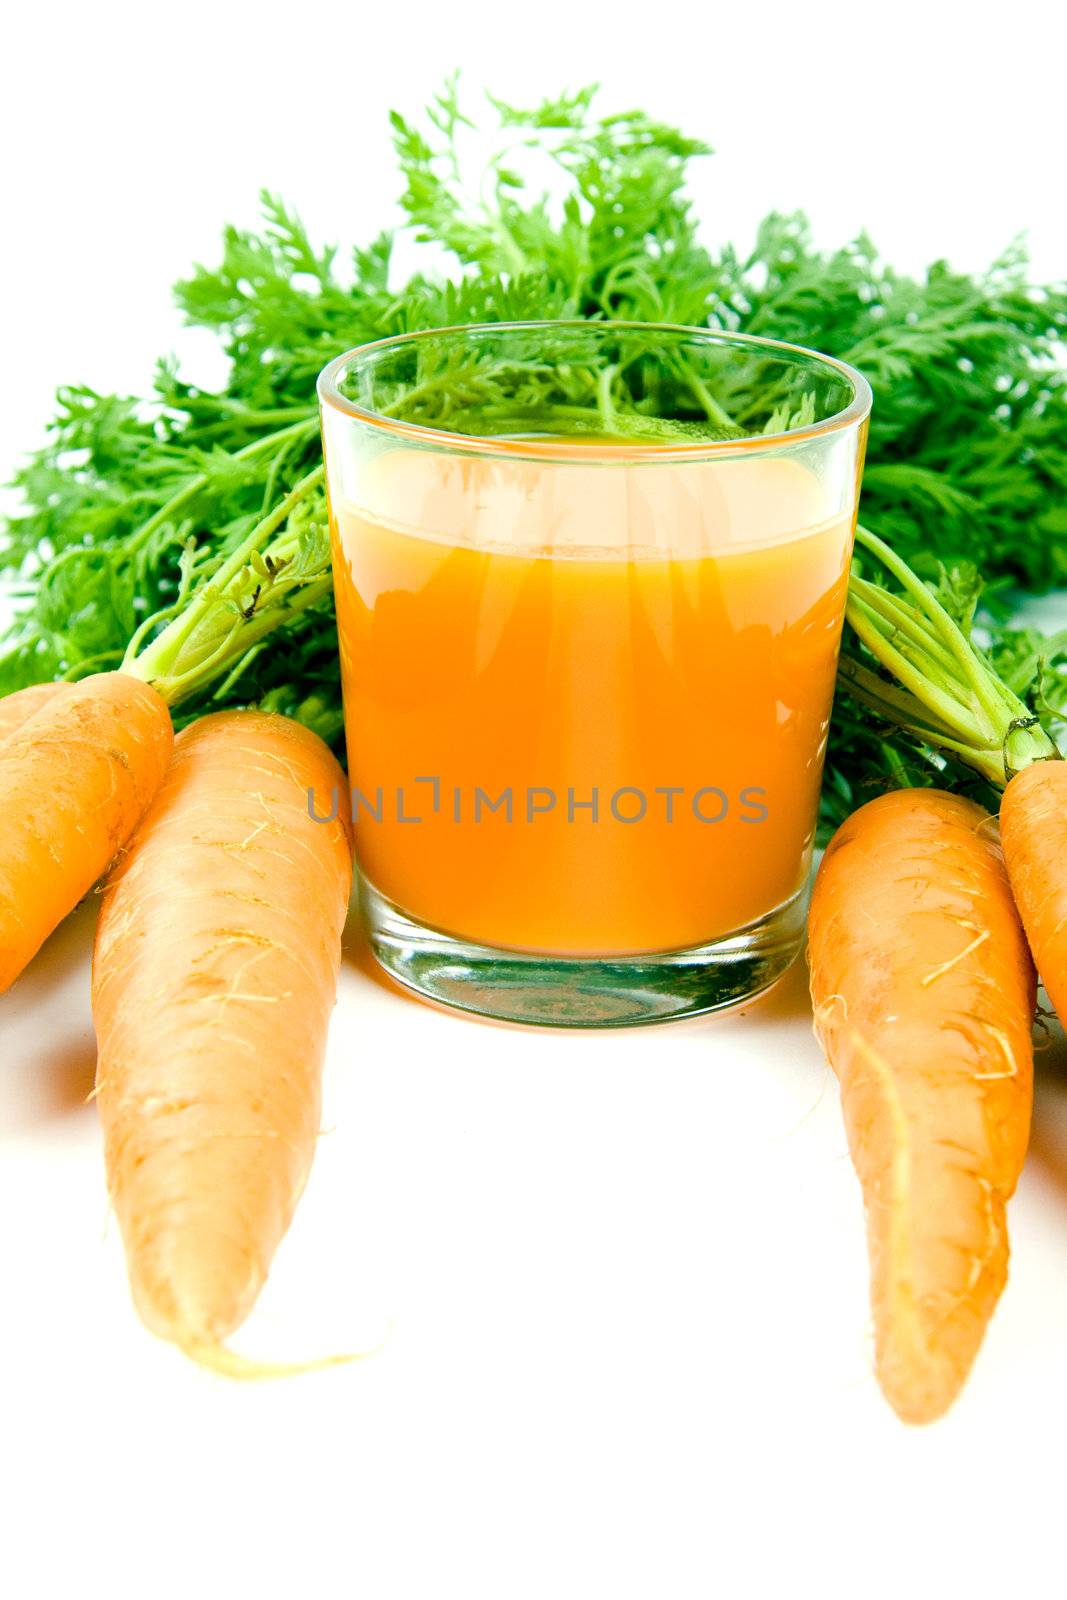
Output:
[
  {"xmin": 809, "ymin": 788, "xmax": 1035, "ymax": 1423},
  {"xmin": 999, "ymin": 762, "xmax": 1067, "ymax": 1023},
  {"xmin": 0, "ymin": 681, "xmax": 71, "ymax": 742},
  {"xmin": 92, "ymin": 710, "xmax": 353, "ymax": 1361},
  {"xmin": 0, "ymin": 672, "xmax": 173, "ymax": 993}
]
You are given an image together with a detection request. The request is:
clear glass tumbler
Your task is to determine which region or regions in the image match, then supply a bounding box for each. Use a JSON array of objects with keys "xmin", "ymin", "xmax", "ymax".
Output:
[{"xmin": 319, "ymin": 322, "xmax": 871, "ymax": 1026}]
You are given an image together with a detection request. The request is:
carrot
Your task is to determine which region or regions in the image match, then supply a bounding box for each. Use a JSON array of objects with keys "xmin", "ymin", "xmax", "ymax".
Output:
[
  {"xmin": 999, "ymin": 762, "xmax": 1067, "ymax": 1022},
  {"xmin": 809, "ymin": 788, "xmax": 1035, "ymax": 1423},
  {"xmin": 92, "ymin": 710, "xmax": 353, "ymax": 1361},
  {"xmin": 0, "ymin": 680, "xmax": 71, "ymax": 742},
  {"xmin": 0, "ymin": 672, "xmax": 173, "ymax": 993}
]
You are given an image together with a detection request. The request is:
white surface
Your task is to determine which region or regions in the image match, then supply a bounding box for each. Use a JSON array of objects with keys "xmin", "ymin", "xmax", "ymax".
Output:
[
  {"xmin": 4, "ymin": 911, "xmax": 1067, "ymax": 1599},
  {"xmin": 3, "ymin": 3, "xmax": 1067, "ymax": 1596}
]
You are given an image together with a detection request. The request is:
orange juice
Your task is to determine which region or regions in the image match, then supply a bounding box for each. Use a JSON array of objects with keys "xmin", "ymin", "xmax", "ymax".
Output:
[{"xmin": 330, "ymin": 445, "xmax": 853, "ymax": 957}]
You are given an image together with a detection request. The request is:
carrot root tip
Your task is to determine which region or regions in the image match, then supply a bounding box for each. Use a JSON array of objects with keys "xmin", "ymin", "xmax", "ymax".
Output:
[{"xmin": 180, "ymin": 1331, "xmax": 390, "ymax": 1381}]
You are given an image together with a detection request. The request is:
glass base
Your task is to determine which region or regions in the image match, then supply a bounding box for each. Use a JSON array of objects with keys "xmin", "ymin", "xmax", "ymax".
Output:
[{"xmin": 359, "ymin": 879, "xmax": 807, "ymax": 1028}]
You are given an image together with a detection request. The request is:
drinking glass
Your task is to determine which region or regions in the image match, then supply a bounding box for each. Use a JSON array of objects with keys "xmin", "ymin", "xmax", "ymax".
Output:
[{"xmin": 319, "ymin": 322, "xmax": 871, "ymax": 1026}]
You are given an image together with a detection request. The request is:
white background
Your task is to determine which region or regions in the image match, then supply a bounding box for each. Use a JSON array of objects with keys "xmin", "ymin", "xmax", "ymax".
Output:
[{"xmin": 2, "ymin": 2, "xmax": 1066, "ymax": 1596}]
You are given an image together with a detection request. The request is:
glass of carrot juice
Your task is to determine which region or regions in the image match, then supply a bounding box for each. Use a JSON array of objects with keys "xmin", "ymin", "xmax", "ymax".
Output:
[{"xmin": 318, "ymin": 323, "xmax": 871, "ymax": 1026}]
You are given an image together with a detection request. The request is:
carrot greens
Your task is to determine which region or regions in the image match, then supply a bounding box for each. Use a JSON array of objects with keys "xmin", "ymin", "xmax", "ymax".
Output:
[{"xmin": 2, "ymin": 79, "xmax": 1064, "ymax": 829}]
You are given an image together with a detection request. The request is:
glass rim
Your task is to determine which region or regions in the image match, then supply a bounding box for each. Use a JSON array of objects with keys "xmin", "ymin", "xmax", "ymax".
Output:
[{"xmin": 317, "ymin": 319, "xmax": 873, "ymax": 462}]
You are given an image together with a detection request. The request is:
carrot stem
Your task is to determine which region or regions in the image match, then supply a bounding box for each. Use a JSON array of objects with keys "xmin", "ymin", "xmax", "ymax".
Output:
[
  {"xmin": 841, "ymin": 527, "xmax": 1061, "ymax": 784},
  {"xmin": 845, "ymin": 593, "xmax": 990, "ymax": 744},
  {"xmin": 122, "ymin": 464, "xmax": 329, "ymax": 707},
  {"xmin": 855, "ymin": 527, "xmax": 1023, "ymax": 730},
  {"xmin": 847, "ymin": 577, "xmax": 967, "ymax": 683}
]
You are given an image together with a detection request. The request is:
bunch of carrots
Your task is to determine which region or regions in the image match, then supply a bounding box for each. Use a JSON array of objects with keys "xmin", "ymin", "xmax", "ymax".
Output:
[
  {"xmin": 0, "ymin": 508, "xmax": 1064, "ymax": 1419},
  {"xmin": 3, "ymin": 80, "xmax": 1065, "ymax": 1423}
]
